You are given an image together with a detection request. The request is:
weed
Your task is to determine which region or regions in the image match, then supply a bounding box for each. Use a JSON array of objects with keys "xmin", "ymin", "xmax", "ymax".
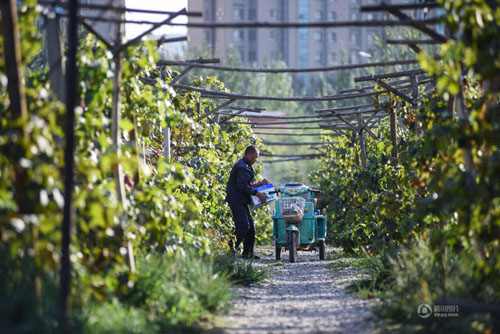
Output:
[
  {"xmin": 213, "ymin": 254, "xmax": 267, "ymax": 286},
  {"xmin": 267, "ymin": 261, "xmax": 283, "ymax": 267}
]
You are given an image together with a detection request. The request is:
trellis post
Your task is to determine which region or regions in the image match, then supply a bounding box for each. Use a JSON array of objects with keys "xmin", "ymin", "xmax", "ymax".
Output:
[
  {"xmin": 163, "ymin": 126, "xmax": 171, "ymax": 161},
  {"xmin": 45, "ymin": 14, "xmax": 65, "ymax": 101},
  {"xmin": 60, "ymin": 0, "xmax": 78, "ymax": 325},
  {"xmin": 111, "ymin": 48, "xmax": 127, "ymax": 207},
  {"xmin": 352, "ymin": 130, "xmax": 360, "ymax": 167},
  {"xmin": 358, "ymin": 117, "xmax": 367, "ymax": 169},
  {"xmin": 390, "ymin": 108, "xmax": 398, "ymax": 162}
]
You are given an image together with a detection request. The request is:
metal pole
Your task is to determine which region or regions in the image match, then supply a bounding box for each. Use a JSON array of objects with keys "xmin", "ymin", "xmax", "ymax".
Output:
[{"xmin": 60, "ymin": 0, "xmax": 78, "ymax": 325}]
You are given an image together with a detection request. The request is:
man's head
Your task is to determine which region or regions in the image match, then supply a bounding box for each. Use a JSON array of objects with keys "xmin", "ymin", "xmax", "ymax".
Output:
[{"xmin": 244, "ymin": 145, "xmax": 259, "ymax": 165}]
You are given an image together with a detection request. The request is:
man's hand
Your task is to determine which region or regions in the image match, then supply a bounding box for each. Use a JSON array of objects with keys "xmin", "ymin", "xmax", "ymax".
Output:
[{"xmin": 256, "ymin": 191, "xmax": 268, "ymax": 204}]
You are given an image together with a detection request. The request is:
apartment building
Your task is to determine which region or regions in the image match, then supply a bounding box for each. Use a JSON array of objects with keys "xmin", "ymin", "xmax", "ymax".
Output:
[{"xmin": 187, "ymin": 0, "xmax": 386, "ymax": 68}]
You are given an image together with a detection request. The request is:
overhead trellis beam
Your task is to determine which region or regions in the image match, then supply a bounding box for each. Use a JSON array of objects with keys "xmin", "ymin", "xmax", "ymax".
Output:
[
  {"xmin": 260, "ymin": 153, "xmax": 325, "ymax": 158},
  {"xmin": 262, "ymin": 141, "xmax": 325, "ymax": 146},
  {"xmin": 253, "ymin": 125, "xmax": 376, "ymax": 130},
  {"xmin": 80, "ymin": 18, "xmax": 112, "ymax": 49},
  {"xmin": 226, "ymin": 113, "xmax": 386, "ymax": 126},
  {"xmin": 386, "ymin": 39, "xmax": 442, "ymax": 45},
  {"xmin": 175, "ymin": 84, "xmax": 382, "ymax": 102},
  {"xmin": 189, "ymin": 79, "xmax": 431, "ymax": 103},
  {"xmin": 198, "ymin": 99, "xmax": 236, "ymax": 121},
  {"xmin": 38, "ymin": 1, "xmax": 203, "ymax": 16},
  {"xmin": 361, "ymin": 2, "xmax": 440, "ymax": 11},
  {"xmin": 317, "ymin": 108, "xmax": 381, "ymax": 117},
  {"xmin": 218, "ymin": 108, "xmax": 252, "ymax": 123},
  {"xmin": 253, "ymin": 126, "xmax": 329, "ymax": 130},
  {"xmin": 316, "ymin": 104, "xmax": 373, "ymax": 113},
  {"xmin": 354, "ymin": 69, "xmax": 424, "ymax": 83},
  {"xmin": 261, "ymin": 157, "xmax": 324, "ymax": 163},
  {"xmin": 120, "ymin": 9, "xmax": 186, "ymax": 50},
  {"xmin": 158, "ymin": 59, "xmax": 419, "ymax": 73},
  {"xmin": 253, "ymin": 132, "xmax": 341, "ymax": 136},
  {"xmin": 225, "ymin": 105, "xmax": 265, "ymax": 112},
  {"xmin": 168, "ymin": 19, "xmax": 441, "ymax": 29},
  {"xmin": 338, "ymin": 76, "xmax": 430, "ymax": 94},
  {"xmin": 385, "ymin": 9, "xmax": 447, "ymax": 43},
  {"xmin": 216, "ymin": 112, "xmax": 323, "ymax": 120},
  {"xmin": 159, "ymin": 37, "xmax": 189, "ymax": 46},
  {"xmin": 377, "ymin": 79, "xmax": 414, "ymax": 105}
]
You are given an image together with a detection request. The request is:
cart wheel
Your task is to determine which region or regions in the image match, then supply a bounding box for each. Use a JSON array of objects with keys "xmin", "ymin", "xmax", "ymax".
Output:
[
  {"xmin": 275, "ymin": 240, "xmax": 281, "ymax": 260},
  {"xmin": 288, "ymin": 231, "xmax": 297, "ymax": 263},
  {"xmin": 318, "ymin": 240, "xmax": 326, "ymax": 260}
]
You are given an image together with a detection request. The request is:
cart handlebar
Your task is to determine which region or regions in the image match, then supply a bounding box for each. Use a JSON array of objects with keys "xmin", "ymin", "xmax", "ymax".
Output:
[{"xmin": 268, "ymin": 189, "xmax": 321, "ymax": 194}]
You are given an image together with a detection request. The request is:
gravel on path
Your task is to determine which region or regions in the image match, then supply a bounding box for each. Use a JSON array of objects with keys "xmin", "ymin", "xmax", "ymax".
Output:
[{"xmin": 218, "ymin": 246, "xmax": 375, "ymax": 334}]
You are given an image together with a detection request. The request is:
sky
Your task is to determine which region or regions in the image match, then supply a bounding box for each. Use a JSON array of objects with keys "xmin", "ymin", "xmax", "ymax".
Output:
[{"xmin": 125, "ymin": 0, "xmax": 188, "ymax": 39}]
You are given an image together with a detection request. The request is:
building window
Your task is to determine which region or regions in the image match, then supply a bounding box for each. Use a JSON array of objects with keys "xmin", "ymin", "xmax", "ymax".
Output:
[
  {"xmin": 238, "ymin": 49, "xmax": 244, "ymax": 62},
  {"xmin": 204, "ymin": 30, "xmax": 210, "ymax": 42},
  {"xmin": 270, "ymin": 30, "xmax": 276, "ymax": 39},
  {"xmin": 350, "ymin": 52, "xmax": 358, "ymax": 64},
  {"xmin": 330, "ymin": 32, "xmax": 337, "ymax": 42},
  {"xmin": 249, "ymin": 30, "xmax": 257, "ymax": 41},
  {"xmin": 315, "ymin": 53, "xmax": 323, "ymax": 64},
  {"xmin": 314, "ymin": 10, "xmax": 323, "ymax": 20},
  {"xmin": 233, "ymin": 8, "xmax": 244, "ymax": 20},
  {"xmin": 329, "ymin": 11, "xmax": 337, "ymax": 21},
  {"xmin": 270, "ymin": 9, "xmax": 278, "ymax": 20},
  {"xmin": 366, "ymin": 13, "xmax": 376, "ymax": 21},
  {"xmin": 249, "ymin": 51, "xmax": 257, "ymax": 63},
  {"xmin": 350, "ymin": 30, "xmax": 361, "ymax": 46},
  {"xmin": 314, "ymin": 30, "xmax": 323, "ymax": 42},
  {"xmin": 204, "ymin": 10, "xmax": 210, "ymax": 21},
  {"xmin": 351, "ymin": 0, "xmax": 360, "ymax": 4},
  {"xmin": 367, "ymin": 32, "xmax": 375, "ymax": 46},
  {"xmin": 328, "ymin": 52, "xmax": 337, "ymax": 65},
  {"xmin": 350, "ymin": 12, "xmax": 359, "ymax": 21},
  {"xmin": 233, "ymin": 30, "xmax": 244, "ymax": 42},
  {"xmin": 248, "ymin": 9, "xmax": 256, "ymax": 21}
]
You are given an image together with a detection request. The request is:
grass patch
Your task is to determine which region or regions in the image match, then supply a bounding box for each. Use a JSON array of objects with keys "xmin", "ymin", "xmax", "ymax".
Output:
[
  {"xmin": 345, "ymin": 240, "xmax": 500, "ymax": 334},
  {"xmin": 267, "ymin": 261, "xmax": 283, "ymax": 267},
  {"xmin": 326, "ymin": 256, "xmax": 373, "ymax": 270},
  {"xmin": 83, "ymin": 250, "xmax": 233, "ymax": 334},
  {"xmin": 213, "ymin": 254, "xmax": 267, "ymax": 286}
]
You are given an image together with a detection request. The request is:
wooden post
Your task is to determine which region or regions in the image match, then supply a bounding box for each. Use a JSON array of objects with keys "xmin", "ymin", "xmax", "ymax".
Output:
[
  {"xmin": 60, "ymin": 0, "xmax": 78, "ymax": 325},
  {"xmin": 351, "ymin": 130, "xmax": 359, "ymax": 167},
  {"xmin": 1, "ymin": 0, "xmax": 29, "ymax": 212},
  {"xmin": 111, "ymin": 51, "xmax": 127, "ymax": 206},
  {"xmin": 163, "ymin": 126, "xmax": 171, "ymax": 161},
  {"xmin": 0, "ymin": 0, "xmax": 27, "ymax": 120},
  {"xmin": 45, "ymin": 15, "xmax": 65, "ymax": 101},
  {"xmin": 456, "ymin": 85, "xmax": 475, "ymax": 176},
  {"xmin": 358, "ymin": 118, "xmax": 367, "ymax": 169},
  {"xmin": 110, "ymin": 11, "xmax": 136, "ymax": 273},
  {"xmin": 390, "ymin": 109, "xmax": 398, "ymax": 161}
]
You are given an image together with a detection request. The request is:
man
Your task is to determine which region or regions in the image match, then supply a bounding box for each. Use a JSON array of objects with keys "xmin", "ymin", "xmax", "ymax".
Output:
[{"xmin": 225, "ymin": 145, "xmax": 267, "ymax": 259}]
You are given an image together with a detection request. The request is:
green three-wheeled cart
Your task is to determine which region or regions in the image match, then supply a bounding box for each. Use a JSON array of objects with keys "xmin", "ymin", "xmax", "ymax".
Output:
[{"xmin": 271, "ymin": 183, "xmax": 327, "ymax": 263}]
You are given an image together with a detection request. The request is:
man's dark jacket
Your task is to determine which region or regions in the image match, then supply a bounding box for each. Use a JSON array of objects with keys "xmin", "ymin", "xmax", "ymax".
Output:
[{"xmin": 225, "ymin": 157, "xmax": 257, "ymax": 204}]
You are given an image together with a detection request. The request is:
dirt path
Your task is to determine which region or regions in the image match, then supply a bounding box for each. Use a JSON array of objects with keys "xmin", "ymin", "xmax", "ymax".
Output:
[{"xmin": 218, "ymin": 246, "xmax": 375, "ymax": 334}]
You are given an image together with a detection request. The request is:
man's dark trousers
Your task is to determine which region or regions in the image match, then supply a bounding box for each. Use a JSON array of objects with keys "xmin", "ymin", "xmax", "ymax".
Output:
[{"xmin": 228, "ymin": 201, "xmax": 255, "ymax": 256}]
